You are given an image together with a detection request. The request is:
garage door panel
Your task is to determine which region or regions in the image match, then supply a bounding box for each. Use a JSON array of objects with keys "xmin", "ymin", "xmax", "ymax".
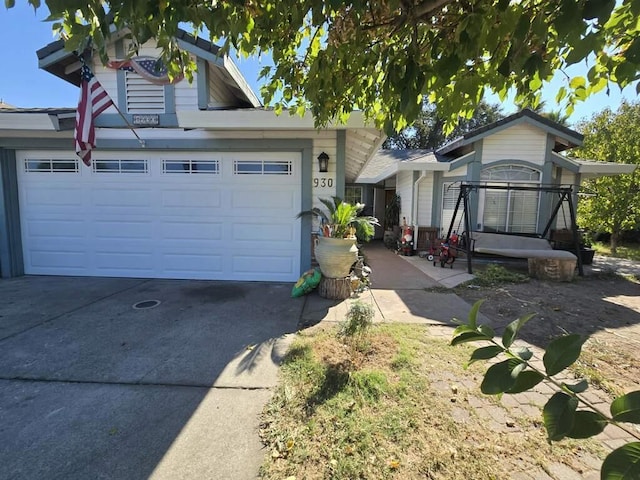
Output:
[
  {"xmin": 24, "ymin": 188, "xmax": 83, "ymax": 209},
  {"xmin": 26, "ymin": 219, "xmax": 86, "ymax": 238},
  {"xmin": 29, "ymin": 250, "xmax": 87, "ymax": 270},
  {"xmin": 94, "ymin": 221, "xmax": 153, "ymax": 239},
  {"xmin": 232, "ymin": 223, "xmax": 294, "ymax": 244},
  {"xmin": 160, "ymin": 221, "xmax": 223, "ymax": 240},
  {"xmin": 18, "ymin": 151, "xmax": 301, "ymax": 281},
  {"xmin": 162, "ymin": 253, "xmax": 224, "ymax": 275},
  {"xmin": 230, "ymin": 189, "xmax": 296, "ymax": 210},
  {"xmin": 161, "ymin": 189, "xmax": 222, "ymax": 208},
  {"xmin": 92, "ymin": 189, "xmax": 154, "ymax": 208},
  {"xmin": 232, "ymin": 254, "xmax": 295, "ymax": 277},
  {"xmin": 94, "ymin": 252, "xmax": 155, "ymax": 273}
]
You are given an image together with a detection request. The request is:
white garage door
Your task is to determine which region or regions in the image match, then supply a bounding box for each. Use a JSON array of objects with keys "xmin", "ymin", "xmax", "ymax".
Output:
[{"xmin": 17, "ymin": 151, "xmax": 301, "ymax": 281}]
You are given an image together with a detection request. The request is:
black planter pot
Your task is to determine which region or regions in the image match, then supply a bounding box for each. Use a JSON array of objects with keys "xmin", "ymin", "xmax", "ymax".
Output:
[{"xmin": 580, "ymin": 248, "xmax": 595, "ymax": 265}]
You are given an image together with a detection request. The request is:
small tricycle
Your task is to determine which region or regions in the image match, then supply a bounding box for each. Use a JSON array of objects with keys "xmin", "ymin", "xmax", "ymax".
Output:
[{"xmin": 432, "ymin": 232, "xmax": 459, "ymax": 269}]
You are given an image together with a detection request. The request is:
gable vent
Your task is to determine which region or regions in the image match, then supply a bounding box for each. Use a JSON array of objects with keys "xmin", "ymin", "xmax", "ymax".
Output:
[{"xmin": 125, "ymin": 71, "xmax": 165, "ymax": 113}]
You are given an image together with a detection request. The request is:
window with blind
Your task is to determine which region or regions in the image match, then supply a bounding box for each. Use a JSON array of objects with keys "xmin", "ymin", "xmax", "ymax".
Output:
[
  {"xmin": 481, "ymin": 165, "xmax": 541, "ymax": 233},
  {"xmin": 125, "ymin": 71, "xmax": 165, "ymax": 113}
]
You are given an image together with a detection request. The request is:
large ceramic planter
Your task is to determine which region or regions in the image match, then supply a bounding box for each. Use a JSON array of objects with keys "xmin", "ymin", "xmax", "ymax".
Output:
[{"xmin": 315, "ymin": 237, "xmax": 358, "ymax": 278}]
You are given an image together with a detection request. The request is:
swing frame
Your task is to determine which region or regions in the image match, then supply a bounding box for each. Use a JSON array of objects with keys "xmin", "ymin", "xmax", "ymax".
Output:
[{"xmin": 445, "ymin": 182, "xmax": 584, "ymax": 276}]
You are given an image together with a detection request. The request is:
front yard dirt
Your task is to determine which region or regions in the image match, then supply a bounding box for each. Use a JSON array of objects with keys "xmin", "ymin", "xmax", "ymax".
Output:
[{"xmin": 455, "ymin": 272, "xmax": 640, "ymax": 397}]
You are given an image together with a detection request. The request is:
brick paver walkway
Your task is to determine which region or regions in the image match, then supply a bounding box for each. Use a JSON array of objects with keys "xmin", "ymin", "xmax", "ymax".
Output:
[{"xmin": 426, "ymin": 322, "xmax": 639, "ymax": 480}]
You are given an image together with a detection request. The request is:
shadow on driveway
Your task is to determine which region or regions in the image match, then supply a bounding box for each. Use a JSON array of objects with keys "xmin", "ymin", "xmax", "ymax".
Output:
[{"xmin": 0, "ymin": 276, "xmax": 304, "ymax": 479}]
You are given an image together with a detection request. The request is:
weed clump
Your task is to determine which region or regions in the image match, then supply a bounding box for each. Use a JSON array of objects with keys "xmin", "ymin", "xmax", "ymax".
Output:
[
  {"xmin": 339, "ymin": 301, "xmax": 375, "ymax": 338},
  {"xmin": 466, "ymin": 264, "xmax": 529, "ymax": 287}
]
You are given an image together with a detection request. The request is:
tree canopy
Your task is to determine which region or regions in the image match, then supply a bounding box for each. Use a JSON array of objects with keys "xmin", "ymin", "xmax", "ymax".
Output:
[
  {"xmin": 9, "ymin": 0, "xmax": 640, "ymax": 133},
  {"xmin": 573, "ymin": 101, "xmax": 640, "ymax": 252},
  {"xmin": 383, "ymin": 100, "xmax": 503, "ymax": 149}
]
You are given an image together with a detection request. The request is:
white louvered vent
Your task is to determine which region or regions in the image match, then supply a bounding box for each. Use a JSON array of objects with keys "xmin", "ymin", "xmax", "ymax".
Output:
[{"xmin": 125, "ymin": 71, "xmax": 165, "ymax": 113}]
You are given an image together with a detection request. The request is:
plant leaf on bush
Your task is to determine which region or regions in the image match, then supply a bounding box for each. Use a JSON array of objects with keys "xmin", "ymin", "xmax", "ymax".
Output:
[{"xmin": 451, "ymin": 300, "xmax": 640, "ymax": 478}]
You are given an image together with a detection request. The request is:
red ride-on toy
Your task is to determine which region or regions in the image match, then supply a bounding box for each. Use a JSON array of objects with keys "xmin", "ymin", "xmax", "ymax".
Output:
[{"xmin": 432, "ymin": 232, "xmax": 459, "ymax": 268}]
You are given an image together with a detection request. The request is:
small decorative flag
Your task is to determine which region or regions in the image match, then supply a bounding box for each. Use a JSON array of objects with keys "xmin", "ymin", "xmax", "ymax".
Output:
[
  {"xmin": 75, "ymin": 65, "xmax": 115, "ymax": 166},
  {"xmin": 107, "ymin": 56, "xmax": 184, "ymax": 85}
]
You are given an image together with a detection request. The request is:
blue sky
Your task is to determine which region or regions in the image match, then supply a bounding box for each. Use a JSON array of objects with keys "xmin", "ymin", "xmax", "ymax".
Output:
[{"xmin": 0, "ymin": 3, "xmax": 636, "ymax": 127}]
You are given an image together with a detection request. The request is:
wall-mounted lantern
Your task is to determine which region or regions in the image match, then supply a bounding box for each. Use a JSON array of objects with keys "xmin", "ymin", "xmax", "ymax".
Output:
[{"xmin": 317, "ymin": 152, "xmax": 329, "ymax": 173}]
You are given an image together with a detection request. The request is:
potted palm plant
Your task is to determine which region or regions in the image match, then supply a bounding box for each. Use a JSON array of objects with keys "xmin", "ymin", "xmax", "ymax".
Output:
[{"xmin": 298, "ymin": 197, "xmax": 379, "ymax": 278}]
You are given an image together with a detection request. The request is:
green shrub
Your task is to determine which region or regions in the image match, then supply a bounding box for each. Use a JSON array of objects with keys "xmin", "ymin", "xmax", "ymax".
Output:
[{"xmin": 340, "ymin": 301, "xmax": 375, "ymax": 338}]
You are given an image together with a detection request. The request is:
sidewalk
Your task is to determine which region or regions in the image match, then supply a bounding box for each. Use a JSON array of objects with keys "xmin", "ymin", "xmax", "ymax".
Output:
[{"xmin": 299, "ymin": 243, "xmax": 638, "ymax": 480}]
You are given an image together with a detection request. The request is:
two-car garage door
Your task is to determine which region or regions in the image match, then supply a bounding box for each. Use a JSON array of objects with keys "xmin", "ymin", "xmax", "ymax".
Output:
[{"xmin": 17, "ymin": 151, "xmax": 301, "ymax": 282}]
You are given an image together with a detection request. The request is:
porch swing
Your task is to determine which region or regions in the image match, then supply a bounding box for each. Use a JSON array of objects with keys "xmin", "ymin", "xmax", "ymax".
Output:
[{"xmin": 444, "ymin": 182, "xmax": 584, "ymax": 276}]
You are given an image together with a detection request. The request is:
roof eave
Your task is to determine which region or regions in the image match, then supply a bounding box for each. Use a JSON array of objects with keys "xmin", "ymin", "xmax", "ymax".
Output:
[
  {"xmin": 36, "ymin": 28, "xmax": 261, "ymax": 107},
  {"xmin": 0, "ymin": 113, "xmax": 60, "ymax": 131},
  {"xmin": 436, "ymin": 109, "xmax": 584, "ymax": 156},
  {"xmin": 176, "ymin": 109, "xmax": 374, "ymax": 130},
  {"xmin": 579, "ymin": 163, "xmax": 637, "ymax": 177}
]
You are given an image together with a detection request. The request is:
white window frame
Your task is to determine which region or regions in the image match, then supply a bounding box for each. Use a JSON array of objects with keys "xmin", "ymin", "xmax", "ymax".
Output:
[
  {"xmin": 24, "ymin": 158, "xmax": 78, "ymax": 173},
  {"xmin": 93, "ymin": 159, "xmax": 149, "ymax": 174},
  {"xmin": 163, "ymin": 159, "xmax": 220, "ymax": 174},
  {"xmin": 479, "ymin": 165, "xmax": 541, "ymax": 233},
  {"xmin": 233, "ymin": 160, "xmax": 293, "ymax": 175},
  {"xmin": 344, "ymin": 186, "xmax": 363, "ymax": 205}
]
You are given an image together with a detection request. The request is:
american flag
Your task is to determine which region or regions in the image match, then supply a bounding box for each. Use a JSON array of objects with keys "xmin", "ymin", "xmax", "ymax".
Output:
[
  {"xmin": 75, "ymin": 65, "xmax": 114, "ymax": 166},
  {"xmin": 107, "ymin": 56, "xmax": 183, "ymax": 85}
]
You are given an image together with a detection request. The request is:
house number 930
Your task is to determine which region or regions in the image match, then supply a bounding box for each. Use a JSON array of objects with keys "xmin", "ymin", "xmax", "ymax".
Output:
[{"xmin": 313, "ymin": 178, "xmax": 334, "ymax": 188}]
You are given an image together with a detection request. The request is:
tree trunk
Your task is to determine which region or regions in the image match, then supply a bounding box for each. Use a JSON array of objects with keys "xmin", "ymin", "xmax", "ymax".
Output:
[
  {"xmin": 611, "ymin": 231, "xmax": 619, "ymax": 254},
  {"xmin": 318, "ymin": 276, "xmax": 352, "ymax": 300}
]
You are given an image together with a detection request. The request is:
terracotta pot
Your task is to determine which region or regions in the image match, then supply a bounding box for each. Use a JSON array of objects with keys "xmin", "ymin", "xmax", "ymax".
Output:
[{"xmin": 315, "ymin": 237, "xmax": 358, "ymax": 278}]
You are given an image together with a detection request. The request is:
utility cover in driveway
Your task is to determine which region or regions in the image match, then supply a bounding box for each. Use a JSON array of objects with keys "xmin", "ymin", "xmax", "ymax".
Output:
[{"xmin": 17, "ymin": 151, "xmax": 302, "ymax": 281}]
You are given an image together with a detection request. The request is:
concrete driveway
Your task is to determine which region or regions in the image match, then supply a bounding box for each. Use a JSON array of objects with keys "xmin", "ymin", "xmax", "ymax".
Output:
[{"xmin": 0, "ymin": 276, "xmax": 303, "ymax": 479}]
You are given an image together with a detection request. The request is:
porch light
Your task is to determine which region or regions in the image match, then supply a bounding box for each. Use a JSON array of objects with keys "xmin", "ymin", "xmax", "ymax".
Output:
[{"xmin": 317, "ymin": 152, "xmax": 329, "ymax": 172}]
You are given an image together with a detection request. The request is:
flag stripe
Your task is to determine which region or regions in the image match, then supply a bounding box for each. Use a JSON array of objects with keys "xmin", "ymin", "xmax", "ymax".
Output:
[{"xmin": 75, "ymin": 65, "xmax": 115, "ymax": 166}]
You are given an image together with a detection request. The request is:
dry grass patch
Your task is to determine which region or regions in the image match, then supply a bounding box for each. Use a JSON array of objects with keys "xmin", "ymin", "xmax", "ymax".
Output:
[{"xmin": 259, "ymin": 323, "xmax": 604, "ymax": 479}]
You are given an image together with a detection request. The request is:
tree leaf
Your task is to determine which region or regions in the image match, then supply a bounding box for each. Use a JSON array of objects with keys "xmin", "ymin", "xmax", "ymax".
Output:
[
  {"xmin": 510, "ymin": 346, "xmax": 533, "ymax": 361},
  {"xmin": 569, "ymin": 76, "xmax": 586, "ymax": 89},
  {"xmin": 611, "ymin": 391, "xmax": 640, "ymax": 424},
  {"xmin": 506, "ymin": 370, "xmax": 545, "ymax": 394},
  {"xmin": 563, "ymin": 379, "xmax": 589, "ymax": 394},
  {"xmin": 452, "ymin": 324, "xmax": 478, "ymax": 336},
  {"xmin": 543, "ymin": 392, "xmax": 578, "ymax": 441},
  {"xmin": 566, "ymin": 411, "xmax": 607, "ymax": 439},
  {"xmin": 582, "ymin": 0, "xmax": 615, "ymax": 22},
  {"xmin": 601, "ymin": 442, "xmax": 640, "ymax": 480},
  {"xmin": 481, "ymin": 359, "xmax": 523, "ymax": 395},
  {"xmin": 543, "ymin": 334, "xmax": 586, "ymax": 376},
  {"xmin": 502, "ymin": 313, "xmax": 536, "ymax": 348},
  {"xmin": 451, "ymin": 331, "xmax": 492, "ymax": 346},
  {"xmin": 468, "ymin": 299, "xmax": 485, "ymax": 329},
  {"xmin": 467, "ymin": 345, "xmax": 504, "ymax": 367},
  {"xmin": 478, "ymin": 324, "xmax": 495, "ymax": 338}
]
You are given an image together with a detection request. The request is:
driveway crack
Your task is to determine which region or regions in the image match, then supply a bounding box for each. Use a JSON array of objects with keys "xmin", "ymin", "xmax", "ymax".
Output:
[{"xmin": 0, "ymin": 376, "xmax": 273, "ymax": 391}]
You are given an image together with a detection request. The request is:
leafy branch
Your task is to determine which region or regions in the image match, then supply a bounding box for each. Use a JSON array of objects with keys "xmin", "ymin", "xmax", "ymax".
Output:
[{"xmin": 451, "ymin": 300, "xmax": 640, "ymax": 479}]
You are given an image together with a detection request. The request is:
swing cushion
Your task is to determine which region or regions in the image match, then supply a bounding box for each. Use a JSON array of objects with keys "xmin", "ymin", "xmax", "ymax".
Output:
[
  {"xmin": 475, "ymin": 248, "xmax": 576, "ymax": 259},
  {"xmin": 470, "ymin": 232, "xmax": 577, "ymax": 259}
]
